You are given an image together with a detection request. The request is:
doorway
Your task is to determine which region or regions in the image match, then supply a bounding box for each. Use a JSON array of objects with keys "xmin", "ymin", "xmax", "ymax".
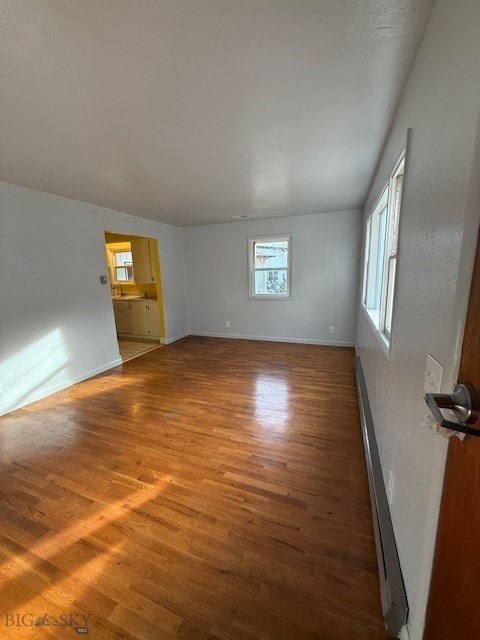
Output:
[{"xmin": 104, "ymin": 231, "xmax": 166, "ymax": 363}]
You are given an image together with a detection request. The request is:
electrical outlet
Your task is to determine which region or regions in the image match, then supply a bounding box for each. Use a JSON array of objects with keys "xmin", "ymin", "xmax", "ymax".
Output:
[
  {"xmin": 329, "ymin": 325, "xmax": 335, "ymax": 334},
  {"xmin": 387, "ymin": 469, "xmax": 395, "ymax": 505},
  {"xmin": 225, "ymin": 321, "xmax": 231, "ymax": 328}
]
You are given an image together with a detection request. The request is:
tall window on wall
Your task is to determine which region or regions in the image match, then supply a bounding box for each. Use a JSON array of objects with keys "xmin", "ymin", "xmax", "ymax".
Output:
[
  {"xmin": 248, "ymin": 235, "xmax": 292, "ymax": 299},
  {"xmin": 363, "ymin": 155, "xmax": 405, "ymax": 347}
]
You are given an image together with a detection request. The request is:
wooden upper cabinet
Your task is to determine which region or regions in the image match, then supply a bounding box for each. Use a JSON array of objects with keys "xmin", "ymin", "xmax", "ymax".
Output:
[{"xmin": 131, "ymin": 238, "xmax": 156, "ymax": 284}]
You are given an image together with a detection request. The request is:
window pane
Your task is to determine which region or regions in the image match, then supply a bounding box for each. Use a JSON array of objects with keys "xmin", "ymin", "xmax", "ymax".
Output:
[
  {"xmin": 389, "ymin": 174, "xmax": 403, "ymax": 253},
  {"xmin": 255, "ymin": 269, "xmax": 288, "ymax": 295},
  {"xmin": 365, "ymin": 212, "xmax": 381, "ymax": 310},
  {"xmin": 114, "ymin": 251, "xmax": 133, "ymax": 267},
  {"xmin": 115, "ymin": 266, "xmax": 134, "ymax": 281},
  {"xmin": 364, "ymin": 190, "xmax": 388, "ymax": 316},
  {"xmin": 363, "ymin": 217, "xmax": 372, "ymax": 305},
  {"xmin": 374, "ymin": 206, "xmax": 387, "ymax": 310},
  {"xmin": 254, "ymin": 241, "xmax": 288, "ymax": 269}
]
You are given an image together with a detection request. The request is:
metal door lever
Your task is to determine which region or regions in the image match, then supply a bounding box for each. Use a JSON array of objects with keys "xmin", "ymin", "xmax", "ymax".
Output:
[{"xmin": 424, "ymin": 383, "xmax": 480, "ymax": 437}]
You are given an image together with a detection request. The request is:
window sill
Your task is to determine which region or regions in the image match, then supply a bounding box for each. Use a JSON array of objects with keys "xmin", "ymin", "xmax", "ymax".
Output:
[
  {"xmin": 248, "ymin": 295, "xmax": 292, "ymax": 301},
  {"xmin": 361, "ymin": 305, "xmax": 391, "ymax": 359}
]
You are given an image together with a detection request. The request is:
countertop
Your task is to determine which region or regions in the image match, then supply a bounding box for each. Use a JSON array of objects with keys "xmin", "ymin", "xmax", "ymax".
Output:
[{"xmin": 112, "ymin": 296, "xmax": 158, "ymax": 302}]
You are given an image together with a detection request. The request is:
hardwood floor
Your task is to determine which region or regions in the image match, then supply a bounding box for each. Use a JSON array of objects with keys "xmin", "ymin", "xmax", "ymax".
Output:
[{"xmin": 0, "ymin": 337, "xmax": 385, "ymax": 639}]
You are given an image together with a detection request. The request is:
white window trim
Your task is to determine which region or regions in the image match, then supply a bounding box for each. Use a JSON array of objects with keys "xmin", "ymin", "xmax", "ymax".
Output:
[
  {"xmin": 361, "ymin": 305, "xmax": 391, "ymax": 358},
  {"xmin": 248, "ymin": 234, "xmax": 292, "ymax": 300},
  {"xmin": 383, "ymin": 156, "xmax": 405, "ymax": 340},
  {"xmin": 362, "ymin": 151, "xmax": 406, "ymax": 358}
]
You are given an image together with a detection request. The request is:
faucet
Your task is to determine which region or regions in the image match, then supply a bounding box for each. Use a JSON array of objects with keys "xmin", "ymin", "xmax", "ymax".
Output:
[{"xmin": 111, "ymin": 282, "xmax": 123, "ymax": 297}]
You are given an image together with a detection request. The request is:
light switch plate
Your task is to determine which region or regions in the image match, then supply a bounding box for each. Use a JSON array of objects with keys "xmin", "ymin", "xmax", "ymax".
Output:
[{"xmin": 424, "ymin": 354, "xmax": 443, "ymax": 394}]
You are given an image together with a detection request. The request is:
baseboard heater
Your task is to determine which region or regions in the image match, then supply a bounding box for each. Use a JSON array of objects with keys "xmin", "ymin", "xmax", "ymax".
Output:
[{"xmin": 354, "ymin": 357, "xmax": 408, "ymax": 639}]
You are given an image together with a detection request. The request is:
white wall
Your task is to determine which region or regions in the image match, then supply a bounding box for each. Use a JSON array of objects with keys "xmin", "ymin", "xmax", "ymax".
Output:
[
  {"xmin": 0, "ymin": 181, "xmax": 188, "ymax": 415},
  {"xmin": 185, "ymin": 211, "xmax": 361, "ymax": 345},
  {"xmin": 356, "ymin": 1, "xmax": 480, "ymax": 638}
]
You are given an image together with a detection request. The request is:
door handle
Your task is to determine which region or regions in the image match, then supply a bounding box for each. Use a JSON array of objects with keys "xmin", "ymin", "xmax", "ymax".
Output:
[{"xmin": 424, "ymin": 383, "xmax": 480, "ymax": 437}]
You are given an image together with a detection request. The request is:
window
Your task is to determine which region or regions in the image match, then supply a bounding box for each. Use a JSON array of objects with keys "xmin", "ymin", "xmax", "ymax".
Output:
[
  {"xmin": 248, "ymin": 235, "xmax": 291, "ymax": 299},
  {"xmin": 363, "ymin": 187, "xmax": 388, "ymax": 321},
  {"xmin": 113, "ymin": 250, "xmax": 134, "ymax": 282},
  {"xmin": 363, "ymin": 155, "xmax": 405, "ymax": 346}
]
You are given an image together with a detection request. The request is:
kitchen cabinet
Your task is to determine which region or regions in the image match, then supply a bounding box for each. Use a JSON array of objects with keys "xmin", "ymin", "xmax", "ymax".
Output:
[
  {"xmin": 130, "ymin": 301, "xmax": 149, "ymax": 336},
  {"xmin": 113, "ymin": 299, "xmax": 161, "ymax": 339},
  {"xmin": 113, "ymin": 300, "xmax": 132, "ymax": 334},
  {"xmin": 131, "ymin": 238, "xmax": 156, "ymax": 284},
  {"xmin": 145, "ymin": 300, "xmax": 160, "ymax": 336}
]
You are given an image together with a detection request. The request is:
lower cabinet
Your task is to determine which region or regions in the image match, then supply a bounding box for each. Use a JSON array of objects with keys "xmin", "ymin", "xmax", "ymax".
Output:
[
  {"xmin": 130, "ymin": 301, "xmax": 149, "ymax": 336},
  {"xmin": 146, "ymin": 300, "xmax": 160, "ymax": 336},
  {"xmin": 113, "ymin": 299, "xmax": 161, "ymax": 339},
  {"xmin": 113, "ymin": 301, "xmax": 132, "ymax": 334}
]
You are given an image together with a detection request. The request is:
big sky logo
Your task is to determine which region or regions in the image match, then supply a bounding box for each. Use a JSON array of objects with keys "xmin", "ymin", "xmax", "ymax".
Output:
[{"xmin": 3, "ymin": 613, "xmax": 90, "ymax": 633}]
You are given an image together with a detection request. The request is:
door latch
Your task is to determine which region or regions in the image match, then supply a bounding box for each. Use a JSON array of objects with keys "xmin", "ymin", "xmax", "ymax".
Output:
[{"xmin": 424, "ymin": 383, "xmax": 480, "ymax": 437}]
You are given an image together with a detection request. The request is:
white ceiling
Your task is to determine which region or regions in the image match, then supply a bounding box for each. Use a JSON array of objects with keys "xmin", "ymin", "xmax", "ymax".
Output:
[{"xmin": 0, "ymin": 0, "xmax": 434, "ymax": 227}]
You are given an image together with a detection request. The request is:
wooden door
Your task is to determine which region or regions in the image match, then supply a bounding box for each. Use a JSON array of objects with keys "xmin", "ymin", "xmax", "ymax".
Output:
[{"xmin": 424, "ymin": 228, "xmax": 480, "ymax": 639}]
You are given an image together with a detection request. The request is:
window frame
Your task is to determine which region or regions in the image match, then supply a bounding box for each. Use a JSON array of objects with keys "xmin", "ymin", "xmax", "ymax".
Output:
[
  {"xmin": 383, "ymin": 160, "xmax": 404, "ymax": 339},
  {"xmin": 362, "ymin": 152, "xmax": 405, "ymax": 353},
  {"xmin": 112, "ymin": 249, "xmax": 135, "ymax": 283},
  {"xmin": 248, "ymin": 234, "xmax": 292, "ymax": 300}
]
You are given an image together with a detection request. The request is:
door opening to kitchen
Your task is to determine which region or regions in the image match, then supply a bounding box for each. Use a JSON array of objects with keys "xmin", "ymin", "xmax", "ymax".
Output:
[{"xmin": 104, "ymin": 231, "xmax": 166, "ymax": 363}]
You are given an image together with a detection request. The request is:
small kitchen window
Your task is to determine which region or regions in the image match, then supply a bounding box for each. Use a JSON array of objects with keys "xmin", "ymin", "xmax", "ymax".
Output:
[
  {"xmin": 113, "ymin": 250, "xmax": 134, "ymax": 282},
  {"xmin": 248, "ymin": 235, "xmax": 292, "ymax": 299}
]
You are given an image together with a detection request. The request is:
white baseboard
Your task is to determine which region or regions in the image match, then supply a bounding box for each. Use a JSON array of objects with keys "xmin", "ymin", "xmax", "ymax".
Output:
[
  {"xmin": 1, "ymin": 358, "xmax": 122, "ymax": 416},
  {"xmin": 190, "ymin": 331, "xmax": 355, "ymax": 347},
  {"xmin": 118, "ymin": 333, "xmax": 162, "ymax": 343},
  {"xmin": 165, "ymin": 331, "xmax": 190, "ymax": 345}
]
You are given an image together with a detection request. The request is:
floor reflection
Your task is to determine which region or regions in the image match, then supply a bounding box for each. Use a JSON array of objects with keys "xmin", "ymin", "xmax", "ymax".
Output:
[{"xmin": 254, "ymin": 373, "xmax": 291, "ymax": 432}]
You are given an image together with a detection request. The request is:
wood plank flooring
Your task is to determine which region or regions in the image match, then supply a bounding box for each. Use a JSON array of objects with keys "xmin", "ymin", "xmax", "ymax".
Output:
[{"xmin": 0, "ymin": 337, "xmax": 386, "ymax": 639}]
